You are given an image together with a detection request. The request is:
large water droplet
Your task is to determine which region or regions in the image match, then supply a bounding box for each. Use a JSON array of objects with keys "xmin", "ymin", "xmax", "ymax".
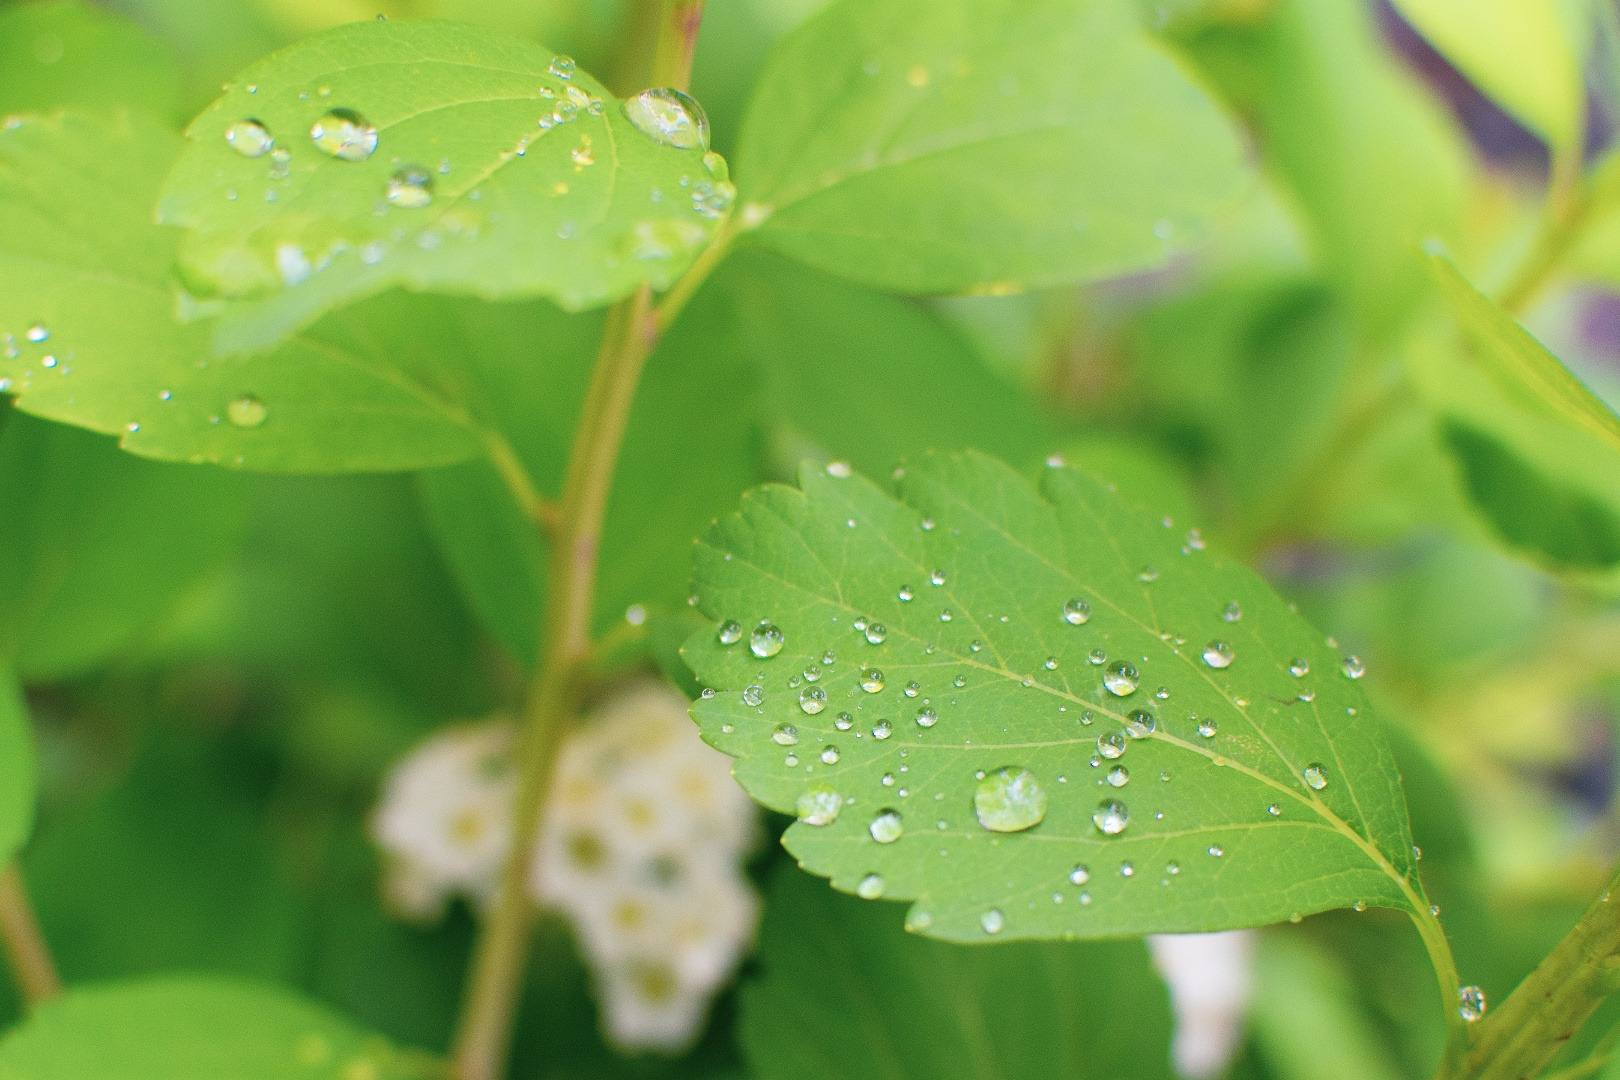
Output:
[
  {"xmin": 772, "ymin": 723, "xmax": 799, "ymax": 746},
  {"xmin": 869, "ymin": 809, "xmax": 903, "ymax": 844},
  {"xmin": 1097, "ymin": 731, "xmax": 1126, "ymax": 759},
  {"xmin": 860, "ymin": 668, "xmax": 885, "ymax": 693},
  {"xmin": 973, "ymin": 767, "xmax": 1047, "ymax": 833},
  {"xmin": 1106, "ymin": 765, "xmax": 1129, "ymax": 788},
  {"xmin": 310, "ymin": 108, "xmax": 378, "ymax": 161},
  {"xmin": 980, "ymin": 908, "xmax": 1004, "ymax": 935},
  {"xmin": 1202, "ymin": 641, "xmax": 1234, "ymax": 669},
  {"xmin": 548, "ymin": 54, "xmax": 576, "ymax": 79},
  {"xmin": 796, "ymin": 784, "xmax": 841, "ymax": 825},
  {"xmin": 1303, "ymin": 763, "xmax": 1328, "ymax": 790},
  {"xmin": 623, "ymin": 87, "xmax": 709, "ymax": 150},
  {"xmin": 227, "ymin": 395, "xmax": 266, "ymax": 428},
  {"xmin": 1458, "ymin": 985, "xmax": 1486, "ymax": 1022},
  {"xmin": 386, "ymin": 164, "xmax": 433, "ymax": 207},
  {"xmin": 750, "ymin": 621, "xmax": 785, "ymax": 658},
  {"xmin": 856, "ymin": 873, "xmax": 884, "ymax": 899},
  {"xmin": 1103, "ymin": 661, "xmax": 1139, "ymax": 696},
  {"xmin": 225, "ymin": 119, "xmax": 273, "ymax": 158},
  {"xmin": 799, "ymin": 685, "xmax": 827, "ymax": 714},
  {"xmin": 1063, "ymin": 598, "xmax": 1091, "ymax": 625},
  {"xmin": 1093, "ymin": 799, "xmax": 1129, "ymax": 835}
]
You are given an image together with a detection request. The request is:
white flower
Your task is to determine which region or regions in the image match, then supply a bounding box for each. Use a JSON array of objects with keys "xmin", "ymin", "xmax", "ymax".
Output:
[
  {"xmin": 1148, "ymin": 930, "xmax": 1256, "ymax": 1079},
  {"xmin": 370, "ymin": 722, "xmax": 516, "ymax": 919}
]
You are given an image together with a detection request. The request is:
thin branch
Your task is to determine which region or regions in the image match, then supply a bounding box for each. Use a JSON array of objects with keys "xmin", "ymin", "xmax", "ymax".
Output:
[
  {"xmin": 0, "ymin": 863, "xmax": 60, "ymax": 1010},
  {"xmin": 484, "ymin": 433, "xmax": 560, "ymax": 535}
]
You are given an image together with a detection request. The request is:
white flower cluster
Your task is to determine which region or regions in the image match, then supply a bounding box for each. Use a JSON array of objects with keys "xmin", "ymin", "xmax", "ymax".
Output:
[
  {"xmin": 1148, "ymin": 930, "xmax": 1256, "ymax": 1079},
  {"xmin": 370, "ymin": 680, "xmax": 759, "ymax": 1052}
]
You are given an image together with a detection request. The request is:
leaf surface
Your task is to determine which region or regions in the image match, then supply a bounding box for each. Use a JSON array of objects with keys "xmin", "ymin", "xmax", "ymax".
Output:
[
  {"xmin": 740, "ymin": 864, "xmax": 1175, "ymax": 1080},
  {"xmin": 732, "ymin": 0, "xmax": 1247, "ymax": 294},
  {"xmin": 685, "ymin": 452, "xmax": 1423, "ymax": 941},
  {"xmin": 0, "ymin": 975, "xmax": 434, "ymax": 1079},
  {"xmin": 157, "ymin": 18, "xmax": 726, "ymax": 348},
  {"xmin": 0, "ymin": 1, "xmax": 180, "ymax": 123},
  {"xmin": 0, "ymin": 668, "xmax": 34, "ymax": 868}
]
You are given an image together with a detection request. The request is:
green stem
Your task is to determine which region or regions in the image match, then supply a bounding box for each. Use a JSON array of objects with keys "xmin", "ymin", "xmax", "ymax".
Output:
[
  {"xmin": 1464, "ymin": 867, "xmax": 1620, "ymax": 1080},
  {"xmin": 1410, "ymin": 904, "xmax": 1467, "ymax": 1080},
  {"xmin": 1497, "ymin": 140, "xmax": 1590, "ymax": 317},
  {"xmin": 0, "ymin": 863, "xmax": 60, "ymax": 1010},
  {"xmin": 649, "ymin": 1, "xmax": 707, "ymax": 90}
]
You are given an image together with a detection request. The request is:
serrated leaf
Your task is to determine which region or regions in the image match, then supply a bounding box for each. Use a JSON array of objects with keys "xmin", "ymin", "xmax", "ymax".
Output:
[
  {"xmin": 157, "ymin": 18, "xmax": 726, "ymax": 350},
  {"xmin": 0, "ymin": 411, "xmax": 249, "ymax": 681},
  {"xmin": 0, "ymin": 975, "xmax": 435, "ymax": 1079},
  {"xmin": 0, "ymin": 667, "xmax": 35, "ymax": 867},
  {"xmin": 684, "ymin": 451, "xmax": 1423, "ymax": 942},
  {"xmin": 0, "ymin": 110, "xmax": 577, "ymax": 474},
  {"xmin": 1389, "ymin": 0, "xmax": 1588, "ymax": 152},
  {"xmin": 739, "ymin": 864, "xmax": 1175, "ymax": 1080},
  {"xmin": 732, "ymin": 0, "xmax": 1247, "ymax": 295},
  {"xmin": 0, "ymin": 1, "xmax": 181, "ymax": 123}
]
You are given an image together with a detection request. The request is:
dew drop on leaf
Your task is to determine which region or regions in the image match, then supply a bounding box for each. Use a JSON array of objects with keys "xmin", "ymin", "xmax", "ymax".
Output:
[
  {"xmin": 869, "ymin": 809, "xmax": 903, "ymax": 844},
  {"xmin": 796, "ymin": 784, "xmax": 841, "ymax": 825},
  {"xmin": 898, "ymin": 585, "xmax": 913, "ymax": 601},
  {"xmin": 915, "ymin": 707, "xmax": 938, "ymax": 728},
  {"xmin": 980, "ymin": 908, "xmax": 1004, "ymax": 934},
  {"xmin": 548, "ymin": 54, "xmax": 576, "ymax": 79},
  {"xmin": 1092, "ymin": 798, "xmax": 1129, "ymax": 835},
  {"xmin": 973, "ymin": 767, "xmax": 1046, "ymax": 832},
  {"xmin": 1303, "ymin": 763, "xmax": 1328, "ymax": 790},
  {"xmin": 1124, "ymin": 710, "xmax": 1155, "ymax": 738},
  {"xmin": 799, "ymin": 685, "xmax": 827, "ymax": 714},
  {"xmin": 749, "ymin": 621, "xmax": 784, "ymax": 658},
  {"xmin": 772, "ymin": 723, "xmax": 799, "ymax": 746},
  {"xmin": 309, "ymin": 108, "xmax": 378, "ymax": 161},
  {"xmin": 386, "ymin": 164, "xmax": 434, "ymax": 207},
  {"xmin": 1069, "ymin": 864, "xmax": 1090, "ymax": 886},
  {"xmin": 741, "ymin": 684, "xmax": 763, "ymax": 707},
  {"xmin": 1120, "ymin": 861, "xmax": 1134, "ymax": 877},
  {"xmin": 820, "ymin": 745, "xmax": 839, "ymax": 765},
  {"xmin": 1458, "ymin": 985, "xmax": 1486, "ymax": 1022},
  {"xmin": 1288, "ymin": 658, "xmax": 1310, "ymax": 677},
  {"xmin": 1197, "ymin": 718, "xmax": 1218, "ymax": 738},
  {"xmin": 834, "ymin": 711, "xmax": 853, "ymax": 731},
  {"xmin": 1062, "ymin": 598, "xmax": 1090, "ymax": 624},
  {"xmin": 1106, "ymin": 765, "xmax": 1129, "ymax": 788},
  {"xmin": 864, "ymin": 623, "xmax": 887, "ymax": 645},
  {"xmin": 224, "ymin": 119, "xmax": 273, "ymax": 158},
  {"xmin": 1137, "ymin": 565, "xmax": 1159, "ymax": 582},
  {"xmin": 1103, "ymin": 661, "xmax": 1139, "ymax": 696},
  {"xmin": 872, "ymin": 720, "xmax": 892, "ymax": 740},
  {"xmin": 24, "ymin": 323, "xmax": 48, "ymax": 343},
  {"xmin": 1202, "ymin": 641, "xmax": 1234, "ymax": 668},
  {"xmin": 856, "ymin": 873, "xmax": 884, "ymax": 899},
  {"xmin": 227, "ymin": 395, "xmax": 267, "ymax": 428},
  {"xmin": 1097, "ymin": 731, "xmax": 1126, "ymax": 759},
  {"xmin": 622, "ymin": 87, "xmax": 709, "ymax": 150},
  {"xmin": 1223, "ymin": 601, "xmax": 1243, "ymax": 622},
  {"xmin": 1342, "ymin": 655, "xmax": 1365, "ymax": 679},
  {"xmin": 860, "ymin": 667, "xmax": 885, "ymax": 692}
]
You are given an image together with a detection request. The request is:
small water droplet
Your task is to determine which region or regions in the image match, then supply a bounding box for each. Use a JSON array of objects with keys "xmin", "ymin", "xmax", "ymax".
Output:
[
  {"xmin": 865, "ymin": 623, "xmax": 887, "ymax": 645},
  {"xmin": 1124, "ymin": 710, "xmax": 1156, "ymax": 738},
  {"xmin": 1185, "ymin": 529, "xmax": 1205, "ymax": 550},
  {"xmin": 225, "ymin": 119, "xmax": 274, "ymax": 157},
  {"xmin": 772, "ymin": 723, "xmax": 799, "ymax": 746},
  {"xmin": 872, "ymin": 720, "xmax": 892, "ymax": 740},
  {"xmin": 856, "ymin": 873, "xmax": 884, "ymax": 899},
  {"xmin": 1342, "ymin": 655, "xmax": 1365, "ymax": 679},
  {"xmin": 1069, "ymin": 865, "xmax": 1090, "ymax": 886},
  {"xmin": 1288, "ymin": 658, "xmax": 1310, "ymax": 677},
  {"xmin": 902, "ymin": 681, "xmax": 920, "ymax": 698},
  {"xmin": 1223, "ymin": 601, "xmax": 1243, "ymax": 622},
  {"xmin": 860, "ymin": 668, "xmax": 885, "ymax": 693},
  {"xmin": 978, "ymin": 908, "xmax": 1005, "ymax": 934},
  {"xmin": 974, "ymin": 767, "xmax": 1046, "ymax": 832},
  {"xmin": 919, "ymin": 517, "xmax": 935, "ymax": 531},
  {"xmin": 1098, "ymin": 731, "xmax": 1126, "ymax": 759},
  {"xmin": 1106, "ymin": 765, "xmax": 1129, "ymax": 788},
  {"xmin": 803, "ymin": 664, "xmax": 822, "ymax": 683},
  {"xmin": 796, "ymin": 784, "xmax": 841, "ymax": 825},
  {"xmin": 799, "ymin": 685, "xmax": 827, "ymax": 714},
  {"xmin": 928, "ymin": 569, "xmax": 947, "ymax": 587},
  {"xmin": 622, "ymin": 87, "xmax": 709, "ymax": 150},
  {"xmin": 1120, "ymin": 861, "xmax": 1135, "ymax": 877},
  {"xmin": 1303, "ymin": 763, "xmax": 1328, "ymax": 790},
  {"xmin": 1458, "ymin": 986, "xmax": 1485, "ymax": 1022},
  {"xmin": 750, "ymin": 621, "xmax": 785, "ymax": 658},
  {"xmin": 828, "ymin": 712, "xmax": 851, "ymax": 733},
  {"xmin": 970, "ymin": 640, "xmax": 983, "ymax": 653},
  {"xmin": 1088, "ymin": 649, "xmax": 1107, "ymax": 665},
  {"xmin": 1103, "ymin": 661, "xmax": 1139, "ymax": 696},
  {"xmin": 820, "ymin": 745, "xmax": 840, "ymax": 765},
  {"xmin": 952, "ymin": 675, "xmax": 966, "ymax": 688},
  {"xmin": 1043, "ymin": 656, "xmax": 1058, "ymax": 670},
  {"xmin": 548, "ymin": 54, "xmax": 576, "ymax": 79},
  {"xmin": 1298, "ymin": 688, "xmax": 1315, "ymax": 703},
  {"xmin": 309, "ymin": 108, "xmax": 377, "ymax": 161},
  {"xmin": 1208, "ymin": 845, "xmax": 1224, "ymax": 857},
  {"xmin": 24, "ymin": 323, "xmax": 48, "ymax": 343},
  {"xmin": 869, "ymin": 809, "xmax": 903, "ymax": 844},
  {"xmin": 1138, "ymin": 565, "xmax": 1159, "ymax": 582},
  {"xmin": 915, "ymin": 707, "xmax": 938, "ymax": 728},
  {"xmin": 742, "ymin": 684, "xmax": 764, "ymax": 707},
  {"xmin": 386, "ymin": 164, "xmax": 433, "ymax": 207},
  {"xmin": 1268, "ymin": 804, "xmax": 1280, "ymax": 815},
  {"xmin": 897, "ymin": 585, "xmax": 914, "ymax": 602},
  {"xmin": 1093, "ymin": 799, "xmax": 1129, "ymax": 835},
  {"xmin": 1202, "ymin": 641, "xmax": 1234, "ymax": 669},
  {"xmin": 227, "ymin": 395, "xmax": 266, "ymax": 428},
  {"xmin": 1063, "ymin": 598, "xmax": 1091, "ymax": 625}
]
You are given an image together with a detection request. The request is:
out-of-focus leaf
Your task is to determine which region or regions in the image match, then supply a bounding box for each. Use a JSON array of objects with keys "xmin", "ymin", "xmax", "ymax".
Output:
[
  {"xmin": 733, "ymin": 0, "xmax": 1248, "ymax": 294},
  {"xmin": 0, "ymin": 412, "xmax": 248, "ymax": 682},
  {"xmin": 157, "ymin": 18, "xmax": 725, "ymax": 350},
  {"xmin": 0, "ymin": 1, "xmax": 180, "ymax": 123},
  {"xmin": 739, "ymin": 863, "xmax": 1175, "ymax": 1080},
  {"xmin": 0, "ymin": 668, "xmax": 34, "ymax": 867},
  {"xmin": 685, "ymin": 452, "xmax": 1425, "ymax": 942},
  {"xmin": 1059, "ymin": 433, "xmax": 1200, "ymax": 537},
  {"xmin": 1185, "ymin": 0, "xmax": 1469, "ymax": 337},
  {"xmin": 0, "ymin": 975, "xmax": 435, "ymax": 1079},
  {"xmin": 1390, "ymin": 0, "xmax": 1589, "ymax": 153},
  {"xmin": 1251, "ymin": 933, "xmax": 1408, "ymax": 1080}
]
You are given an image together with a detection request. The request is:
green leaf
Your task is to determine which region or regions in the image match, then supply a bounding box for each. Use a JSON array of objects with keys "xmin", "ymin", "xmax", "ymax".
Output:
[
  {"xmin": 732, "ymin": 0, "xmax": 1248, "ymax": 294},
  {"xmin": 739, "ymin": 864, "xmax": 1175, "ymax": 1080},
  {"xmin": 0, "ymin": 667, "xmax": 35, "ymax": 868},
  {"xmin": 1389, "ymin": 0, "xmax": 1589, "ymax": 152},
  {"xmin": 0, "ymin": 411, "xmax": 249, "ymax": 682},
  {"xmin": 1250, "ymin": 933, "xmax": 1408, "ymax": 1080},
  {"xmin": 0, "ymin": 975, "xmax": 435, "ymax": 1079},
  {"xmin": 156, "ymin": 18, "xmax": 726, "ymax": 347},
  {"xmin": 0, "ymin": 110, "xmax": 577, "ymax": 474},
  {"xmin": 684, "ymin": 451, "xmax": 1423, "ymax": 942},
  {"xmin": 0, "ymin": 1, "xmax": 181, "ymax": 123}
]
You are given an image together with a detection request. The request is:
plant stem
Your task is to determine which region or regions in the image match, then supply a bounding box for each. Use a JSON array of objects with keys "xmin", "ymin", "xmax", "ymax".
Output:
[
  {"xmin": 0, "ymin": 863, "xmax": 60, "ymax": 1010},
  {"xmin": 649, "ymin": 0, "xmax": 707, "ymax": 89},
  {"xmin": 1464, "ymin": 867, "xmax": 1620, "ymax": 1080},
  {"xmin": 1410, "ymin": 904, "xmax": 1468, "ymax": 1080},
  {"xmin": 1497, "ymin": 142, "xmax": 1591, "ymax": 317}
]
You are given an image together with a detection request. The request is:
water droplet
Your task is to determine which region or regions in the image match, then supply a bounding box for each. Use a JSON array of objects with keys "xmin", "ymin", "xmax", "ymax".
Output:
[
  {"xmin": 870, "ymin": 809, "xmax": 903, "ymax": 843},
  {"xmin": 1267, "ymin": 804, "xmax": 1280, "ymax": 816},
  {"xmin": 952, "ymin": 675, "xmax": 966, "ymax": 688},
  {"xmin": 772, "ymin": 723, "xmax": 799, "ymax": 746},
  {"xmin": 1288, "ymin": 658, "xmax": 1310, "ymax": 677},
  {"xmin": 1120, "ymin": 862, "xmax": 1135, "ymax": 877},
  {"xmin": 1124, "ymin": 710, "xmax": 1156, "ymax": 738},
  {"xmin": 970, "ymin": 640, "xmax": 983, "ymax": 653},
  {"xmin": 920, "ymin": 517, "xmax": 935, "ymax": 531},
  {"xmin": 1197, "ymin": 718, "xmax": 1218, "ymax": 738},
  {"xmin": 1202, "ymin": 641, "xmax": 1235, "ymax": 669},
  {"xmin": 1154, "ymin": 686, "xmax": 1170, "ymax": 700},
  {"xmin": 386, "ymin": 164, "xmax": 433, "ymax": 207},
  {"xmin": 1185, "ymin": 529, "xmax": 1205, "ymax": 550},
  {"xmin": 860, "ymin": 668, "xmax": 885, "ymax": 693},
  {"xmin": 914, "ymin": 707, "xmax": 938, "ymax": 728},
  {"xmin": 973, "ymin": 767, "xmax": 1046, "ymax": 832},
  {"xmin": 820, "ymin": 745, "xmax": 840, "ymax": 765},
  {"xmin": 974, "ymin": 908, "xmax": 1003, "ymax": 935},
  {"xmin": 1138, "ymin": 565, "xmax": 1159, "ymax": 582},
  {"xmin": 1103, "ymin": 661, "xmax": 1139, "ymax": 696},
  {"xmin": 872, "ymin": 720, "xmax": 892, "ymax": 740},
  {"xmin": 938, "ymin": 609, "xmax": 952, "ymax": 622},
  {"xmin": 309, "ymin": 108, "xmax": 378, "ymax": 161},
  {"xmin": 1106, "ymin": 765, "xmax": 1129, "ymax": 788},
  {"xmin": 1098, "ymin": 731, "xmax": 1126, "ymax": 759},
  {"xmin": 227, "ymin": 395, "xmax": 267, "ymax": 428},
  {"xmin": 548, "ymin": 54, "xmax": 576, "ymax": 79},
  {"xmin": 799, "ymin": 685, "xmax": 827, "ymax": 714},
  {"xmin": 1458, "ymin": 986, "xmax": 1485, "ymax": 1022},
  {"xmin": 1342, "ymin": 655, "xmax": 1365, "ymax": 679},
  {"xmin": 225, "ymin": 119, "xmax": 273, "ymax": 157},
  {"xmin": 623, "ymin": 87, "xmax": 709, "ymax": 150},
  {"xmin": 1043, "ymin": 656, "xmax": 1058, "ymax": 670},
  {"xmin": 900, "ymin": 681, "xmax": 919, "ymax": 698},
  {"xmin": 1069, "ymin": 865, "xmax": 1090, "ymax": 885},
  {"xmin": 796, "ymin": 784, "xmax": 841, "ymax": 825},
  {"xmin": 803, "ymin": 664, "xmax": 822, "ymax": 683},
  {"xmin": 24, "ymin": 324, "xmax": 47, "ymax": 343},
  {"xmin": 898, "ymin": 585, "xmax": 914, "ymax": 602},
  {"xmin": 1303, "ymin": 763, "xmax": 1328, "ymax": 790},
  {"xmin": 924, "ymin": 569, "xmax": 945, "ymax": 588},
  {"xmin": 1063, "ymin": 598, "xmax": 1091, "ymax": 625},
  {"xmin": 1223, "ymin": 601, "xmax": 1243, "ymax": 622},
  {"xmin": 742, "ymin": 684, "xmax": 764, "ymax": 707},
  {"xmin": 1298, "ymin": 688, "xmax": 1315, "ymax": 703},
  {"xmin": 1208, "ymin": 845, "xmax": 1224, "ymax": 857},
  {"xmin": 1093, "ymin": 799, "xmax": 1129, "ymax": 835},
  {"xmin": 865, "ymin": 623, "xmax": 887, "ymax": 645},
  {"xmin": 822, "ymin": 713, "xmax": 848, "ymax": 734},
  {"xmin": 856, "ymin": 873, "xmax": 884, "ymax": 899},
  {"xmin": 1413, "ymin": 845, "xmax": 1423, "ymax": 861},
  {"xmin": 750, "ymin": 621, "xmax": 785, "ymax": 658}
]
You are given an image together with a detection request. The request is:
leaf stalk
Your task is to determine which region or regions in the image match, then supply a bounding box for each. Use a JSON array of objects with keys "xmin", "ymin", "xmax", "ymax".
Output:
[{"xmin": 0, "ymin": 863, "xmax": 60, "ymax": 1010}]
